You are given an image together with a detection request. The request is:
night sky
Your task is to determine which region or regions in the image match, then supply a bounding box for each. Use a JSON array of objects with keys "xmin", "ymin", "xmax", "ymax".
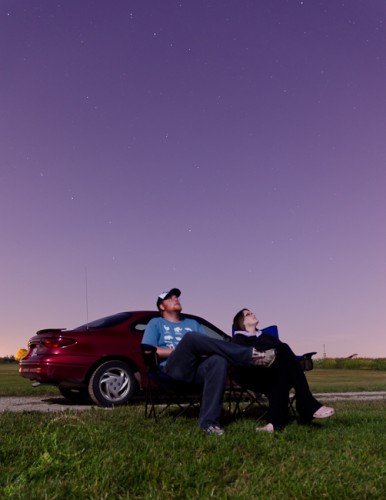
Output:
[{"xmin": 1, "ymin": 0, "xmax": 385, "ymax": 358}]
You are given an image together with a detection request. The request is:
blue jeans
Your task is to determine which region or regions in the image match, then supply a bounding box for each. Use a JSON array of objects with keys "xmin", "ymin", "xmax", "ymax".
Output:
[{"xmin": 165, "ymin": 332, "xmax": 254, "ymax": 429}]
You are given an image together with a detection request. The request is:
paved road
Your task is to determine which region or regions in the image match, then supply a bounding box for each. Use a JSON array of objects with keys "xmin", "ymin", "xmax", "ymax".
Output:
[{"xmin": 1, "ymin": 392, "xmax": 385, "ymax": 413}]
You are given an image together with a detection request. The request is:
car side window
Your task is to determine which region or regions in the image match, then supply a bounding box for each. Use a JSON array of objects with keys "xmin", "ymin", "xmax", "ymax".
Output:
[
  {"xmin": 132, "ymin": 315, "xmax": 158, "ymax": 333},
  {"xmin": 200, "ymin": 324, "xmax": 230, "ymax": 342},
  {"xmin": 133, "ymin": 322, "xmax": 147, "ymax": 332}
]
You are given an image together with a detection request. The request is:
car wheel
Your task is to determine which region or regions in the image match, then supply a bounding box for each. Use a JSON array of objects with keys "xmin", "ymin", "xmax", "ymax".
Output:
[
  {"xmin": 88, "ymin": 360, "xmax": 137, "ymax": 407},
  {"xmin": 59, "ymin": 386, "xmax": 90, "ymax": 404}
]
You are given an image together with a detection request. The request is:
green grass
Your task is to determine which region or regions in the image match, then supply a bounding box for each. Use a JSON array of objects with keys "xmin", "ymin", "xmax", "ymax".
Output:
[
  {"xmin": 307, "ymin": 369, "xmax": 386, "ymax": 392},
  {"xmin": 0, "ymin": 364, "xmax": 58, "ymax": 397},
  {"xmin": 0, "ymin": 401, "xmax": 385, "ymax": 498},
  {"xmin": 1, "ymin": 364, "xmax": 386, "ymax": 498}
]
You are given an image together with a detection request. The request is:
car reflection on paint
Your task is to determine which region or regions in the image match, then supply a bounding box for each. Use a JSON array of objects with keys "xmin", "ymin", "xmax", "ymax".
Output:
[{"xmin": 19, "ymin": 311, "xmax": 229, "ymax": 407}]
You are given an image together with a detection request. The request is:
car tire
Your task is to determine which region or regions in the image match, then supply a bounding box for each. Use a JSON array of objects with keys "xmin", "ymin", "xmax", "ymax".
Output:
[
  {"xmin": 88, "ymin": 360, "xmax": 137, "ymax": 407},
  {"xmin": 59, "ymin": 386, "xmax": 90, "ymax": 404}
]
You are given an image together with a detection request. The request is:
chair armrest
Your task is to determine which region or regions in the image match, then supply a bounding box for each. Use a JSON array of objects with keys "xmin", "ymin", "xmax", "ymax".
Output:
[
  {"xmin": 141, "ymin": 344, "xmax": 159, "ymax": 369},
  {"xmin": 141, "ymin": 343, "xmax": 157, "ymax": 353},
  {"xmin": 297, "ymin": 351, "xmax": 317, "ymax": 372}
]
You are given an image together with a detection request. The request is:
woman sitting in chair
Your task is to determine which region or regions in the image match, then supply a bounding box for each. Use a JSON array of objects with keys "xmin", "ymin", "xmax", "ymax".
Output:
[{"xmin": 231, "ymin": 308, "xmax": 335, "ymax": 432}]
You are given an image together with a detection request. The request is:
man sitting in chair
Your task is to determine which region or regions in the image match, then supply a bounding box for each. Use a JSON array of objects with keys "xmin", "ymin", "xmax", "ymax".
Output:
[{"xmin": 142, "ymin": 288, "xmax": 269, "ymax": 436}]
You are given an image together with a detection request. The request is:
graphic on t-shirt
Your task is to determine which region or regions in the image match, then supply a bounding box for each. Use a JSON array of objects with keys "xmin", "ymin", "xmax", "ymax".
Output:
[{"xmin": 142, "ymin": 317, "xmax": 203, "ymax": 353}]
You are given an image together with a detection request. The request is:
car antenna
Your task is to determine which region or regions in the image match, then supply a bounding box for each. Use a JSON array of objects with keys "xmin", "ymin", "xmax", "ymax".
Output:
[{"xmin": 85, "ymin": 266, "xmax": 89, "ymax": 330}]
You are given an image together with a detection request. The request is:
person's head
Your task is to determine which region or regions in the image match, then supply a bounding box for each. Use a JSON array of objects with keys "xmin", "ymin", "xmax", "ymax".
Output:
[
  {"xmin": 233, "ymin": 308, "xmax": 259, "ymax": 332},
  {"xmin": 156, "ymin": 288, "xmax": 182, "ymax": 316}
]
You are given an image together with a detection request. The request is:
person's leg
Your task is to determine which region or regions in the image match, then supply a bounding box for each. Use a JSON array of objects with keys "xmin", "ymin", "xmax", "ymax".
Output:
[
  {"xmin": 194, "ymin": 355, "xmax": 228, "ymax": 429},
  {"xmin": 263, "ymin": 364, "xmax": 291, "ymax": 429},
  {"xmin": 275, "ymin": 343, "xmax": 321, "ymax": 419},
  {"xmin": 232, "ymin": 365, "xmax": 290, "ymax": 429},
  {"xmin": 165, "ymin": 332, "xmax": 253, "ymax": 383}
]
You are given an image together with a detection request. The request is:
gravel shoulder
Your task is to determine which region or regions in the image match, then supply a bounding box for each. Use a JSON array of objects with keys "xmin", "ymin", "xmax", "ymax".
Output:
[
  {"xmin": 1, "ymin": 392, "xmax": 385, "ymax": 413},
  {"xmin": 0, "ymin": 396, "xmax": 100, "ymax": 413},
  {"xmin": 313, "ymin": 391, "xmax": 386, "ymax": 401}
]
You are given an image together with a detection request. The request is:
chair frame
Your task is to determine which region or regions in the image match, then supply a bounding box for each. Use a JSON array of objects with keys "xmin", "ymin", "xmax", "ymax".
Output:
[
  {"xmin": 227, "ymin": 377, "xmax": 270, "ymax": 422},
  {"xmin": 141, "ymin": 344, "xmax": 203, "ymax": 423}
]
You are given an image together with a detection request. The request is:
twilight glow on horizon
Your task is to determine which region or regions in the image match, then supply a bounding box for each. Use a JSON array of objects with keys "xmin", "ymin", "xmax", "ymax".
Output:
[{"xmin": 1, "ymin": 0, "xmax": 385, "ymax": 358}]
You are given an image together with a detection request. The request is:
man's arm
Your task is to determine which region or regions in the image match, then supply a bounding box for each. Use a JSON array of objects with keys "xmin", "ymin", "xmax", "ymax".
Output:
[{"xmin": 156, "ymin": 347, "xmax": 174, "ymax": 358}]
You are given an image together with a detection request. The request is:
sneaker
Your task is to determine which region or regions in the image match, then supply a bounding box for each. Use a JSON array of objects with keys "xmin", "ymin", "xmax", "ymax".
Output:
[
  {"xmin": 203, "ymin": 425, "xmax": 225, "ymax": 436},
  {"xmin": 251, "ymin": 348, "xmax": 276, "ymax": 367},
  {"xmin": 313, "ymin": 406, "xmax": 335, "ymax": 419},
  {"xmin": 255, "ymin": 423, "xmax": 274, "ymax": 433}
]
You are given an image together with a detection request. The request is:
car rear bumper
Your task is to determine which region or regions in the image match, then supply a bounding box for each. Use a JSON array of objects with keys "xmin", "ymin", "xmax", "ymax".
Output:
[{"xmin": 19, "ymin": 355, "xmax": 96, "ymax": 385}]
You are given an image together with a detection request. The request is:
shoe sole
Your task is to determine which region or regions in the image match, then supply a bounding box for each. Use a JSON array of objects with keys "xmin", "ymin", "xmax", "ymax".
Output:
[
  {"xmin": 313, "ymin": 409, "xmax": 335, "ymax": 419},
  {"xmin": 255, "ymin": 424, "xmax": 274, "ymax": 432}
]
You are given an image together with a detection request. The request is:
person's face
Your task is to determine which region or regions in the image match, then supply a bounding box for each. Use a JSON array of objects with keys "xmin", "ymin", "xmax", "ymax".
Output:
[
  {"xmin": 160, "ymin": 294, "xmax": 182, "ymax": 314},
  {"xmin": 242, "ymin": 309, "xmax": 259, "ymax": 329}
]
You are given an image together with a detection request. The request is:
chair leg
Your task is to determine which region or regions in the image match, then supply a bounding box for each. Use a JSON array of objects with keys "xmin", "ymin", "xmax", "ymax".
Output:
[
  {"xmin": 144, "ymin": 382, "xmax": 156, "ymax": 419},
  {"xmin": 288, "ymin": 391, "xmax": 296, "ymax": 418},
  {"xmin": 144, "ymin": 377, "xmax": 202, "ymax": 424},
  {"xmin": 229, "ymin": 384, "xmax": 269, "ymax": 421}
]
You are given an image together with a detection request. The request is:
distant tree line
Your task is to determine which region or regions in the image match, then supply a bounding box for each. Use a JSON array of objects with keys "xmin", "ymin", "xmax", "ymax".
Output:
[
  {"xmin": 0, "ymin": 356, "xmax": 17, "ymax": 364},
  {"xmin": 314, "ymin": 357, "xmax": 386, "ymax": 370},
  {"xmin": 0, "ymin": 349, "xmax": 28, "ymax": 363}
]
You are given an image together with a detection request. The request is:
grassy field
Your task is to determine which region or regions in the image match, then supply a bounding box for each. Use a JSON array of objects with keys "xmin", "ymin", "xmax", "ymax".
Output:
[
  {"xmin": 2, "ymin": 363, "xmax": 385, "ymax": 397},
  {"xmin": 1, "ymin": 401, "xmax": 385, "ymax": 498},
  {"xmin": 1, "ymin": 364, "xmax": 385, "ymax": 498},
  {"xmin": 306, "ymin": 368, "xmax": 386, "ymax": 392},
  {"xmin": 0, "ymin": 364, "xmax": 58, "ymax": 397}
]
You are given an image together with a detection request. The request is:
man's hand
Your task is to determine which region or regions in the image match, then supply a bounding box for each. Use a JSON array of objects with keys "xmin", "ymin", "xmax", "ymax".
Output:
[{"xmin": 156, "ymin": 347, "xmax": 174, "ymax": 359}]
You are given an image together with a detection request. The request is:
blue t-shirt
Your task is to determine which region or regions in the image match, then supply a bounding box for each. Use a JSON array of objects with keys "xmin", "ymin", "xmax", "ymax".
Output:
[{"xmin": 142, "ymin": 316, "xmax": 205, "ymax": 349}]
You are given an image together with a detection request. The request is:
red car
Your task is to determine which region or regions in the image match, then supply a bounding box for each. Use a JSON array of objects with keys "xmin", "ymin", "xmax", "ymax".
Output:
[{"xmin": 19, "ymin": 311, "xmax": 229, "ymax": 407}]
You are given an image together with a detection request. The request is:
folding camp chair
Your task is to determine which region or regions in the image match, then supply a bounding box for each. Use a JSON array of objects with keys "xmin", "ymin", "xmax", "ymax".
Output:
[
  {"xmin": 229, "ymin": 326, "xmax": 316, "ymax": 422},
  {"xmin": 141, "ymin": 344, "xmax": 203, "ymax": 423}
]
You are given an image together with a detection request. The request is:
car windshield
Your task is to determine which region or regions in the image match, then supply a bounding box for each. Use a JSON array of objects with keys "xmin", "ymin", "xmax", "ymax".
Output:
[
  {"xmin": 73, "ymin": 312, "xmax": 133, "ymax": 330},
  {"xmin": 132, "ymin": 313, "xmax": 229, "ymax": 341}
]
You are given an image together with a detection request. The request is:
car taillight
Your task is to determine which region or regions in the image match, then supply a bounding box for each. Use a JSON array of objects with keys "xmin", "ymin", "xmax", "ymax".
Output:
[{"xmin": 41, "ymin": 338, "xmax": 77, "ymax": 348}]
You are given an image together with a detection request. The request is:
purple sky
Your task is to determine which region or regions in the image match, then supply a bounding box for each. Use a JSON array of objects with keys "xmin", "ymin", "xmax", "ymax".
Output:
[{"xmin": 1, "ymin": 0, "xmax": 385, "ymax": 358}]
